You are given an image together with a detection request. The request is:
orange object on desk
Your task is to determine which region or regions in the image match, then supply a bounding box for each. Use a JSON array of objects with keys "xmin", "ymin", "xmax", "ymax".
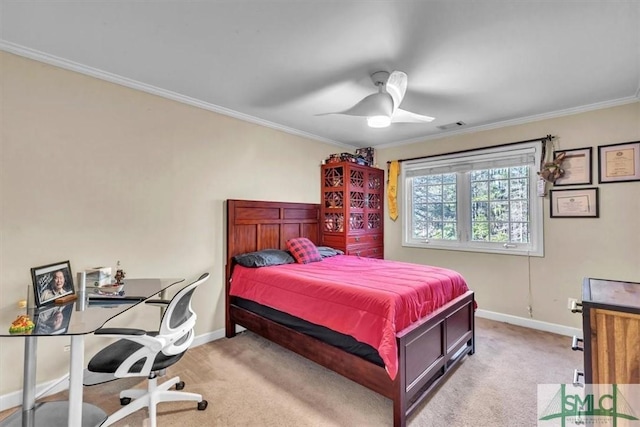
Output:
[
  {"xmin": 54, "ymin": 294, "xmax": 78, "ymax": 304},
  {"xmin": 9, "ymin": 314, "xmax": 34, "ymax": 334}
]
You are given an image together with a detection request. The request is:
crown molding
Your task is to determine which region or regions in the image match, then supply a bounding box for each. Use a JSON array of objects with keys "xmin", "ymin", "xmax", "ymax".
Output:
[
  {"xmin": 2, "ymin": 40, "xmax": 636, "ymax": 152},
  {"xmin": 0, "ymin": 40, "xmax": 351, "ymax": 149},
  {"xmin": 379, "ymin": 96, "xmax": 640, "ymax": 149}
]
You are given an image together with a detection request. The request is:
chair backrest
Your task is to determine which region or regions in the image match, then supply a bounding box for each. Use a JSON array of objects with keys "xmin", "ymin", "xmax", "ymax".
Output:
[{"xmin": 158, "ymin": 273, "xmax": 209, "ymax": 356}]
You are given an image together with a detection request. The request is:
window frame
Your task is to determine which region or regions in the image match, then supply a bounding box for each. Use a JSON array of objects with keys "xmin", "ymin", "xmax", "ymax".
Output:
[{"xmin": 401, "ymin": 141, "xmax": 544, "ymax": 257}]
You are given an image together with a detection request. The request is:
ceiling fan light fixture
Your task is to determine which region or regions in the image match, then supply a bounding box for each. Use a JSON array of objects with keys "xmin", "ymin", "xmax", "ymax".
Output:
[
  {"xmin": 317, "ymin": 70, "xmax": 435, "ymax": 126},
  {"xmin": 367, "ymin": 115, "xmax": 391, "ymax": 128}
]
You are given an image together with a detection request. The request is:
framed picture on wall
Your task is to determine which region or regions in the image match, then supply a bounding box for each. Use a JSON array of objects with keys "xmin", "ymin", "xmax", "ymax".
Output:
[
  {"xmin": 553, "ymin": 147, "xmax": 592, "ymax": 186},
  {"xmin": 31, "ymin": 260, "xmax": 75, "ymax": 306},
  {"xmin": 549, "ymin": 187, "xmax": 599, "ymax": 218},
  {"xmin": 598, "ymin": 141, "xmax": 640, "ymax": 183}
]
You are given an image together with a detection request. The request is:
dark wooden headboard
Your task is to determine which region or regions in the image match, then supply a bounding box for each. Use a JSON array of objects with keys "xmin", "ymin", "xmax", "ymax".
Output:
[
  {"xmin": 225, "ymin": 199, "xmax": 321, "ymax": 333},
  {"xmin": 225, "ymin": 199, "xmax": 320, "ymax": 276}
]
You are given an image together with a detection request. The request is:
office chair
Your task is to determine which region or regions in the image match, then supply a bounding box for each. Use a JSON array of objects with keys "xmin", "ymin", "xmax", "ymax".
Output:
[{"xmin": 84, "ymin": 273, "xmax": 209, "ymax": 427}]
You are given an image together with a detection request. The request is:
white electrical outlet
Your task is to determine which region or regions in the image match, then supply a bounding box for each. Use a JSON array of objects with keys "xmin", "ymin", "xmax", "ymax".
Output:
[{"xmin": 567, "ymin": 298, "xmax": 578, "ymax": 310}]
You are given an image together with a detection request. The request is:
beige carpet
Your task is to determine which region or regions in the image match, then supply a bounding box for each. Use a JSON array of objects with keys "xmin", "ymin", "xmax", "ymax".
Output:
[{"xmin": 1, "ymin": 318, "xmax": 582, "ymax": 426}]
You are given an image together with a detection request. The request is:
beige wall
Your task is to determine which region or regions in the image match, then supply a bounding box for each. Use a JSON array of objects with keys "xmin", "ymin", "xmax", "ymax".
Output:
[
  {"xmin": 1, "ymin": 49, "xmax": 639, "ymax": 398},
  {"xmin": 0, "ymin": 51, "xmax": 337, "ymax": 395},
  {"xmin": 378, "ymin": 102, "xmax": 640, "ymax": 329}
]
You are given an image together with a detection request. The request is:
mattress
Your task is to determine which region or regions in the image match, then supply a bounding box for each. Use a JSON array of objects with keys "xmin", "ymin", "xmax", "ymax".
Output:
[
  {"xmin": 233, "ymin": 297, "xmax": 384, "ymax": 366},
  {"xmin": 230, "ymin": 255, "xmax": 471, "ymax": 379}
]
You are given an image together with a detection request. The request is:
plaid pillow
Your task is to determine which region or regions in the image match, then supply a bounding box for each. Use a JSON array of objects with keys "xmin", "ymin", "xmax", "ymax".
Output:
[{"xmin": 286, "ymin": 237, "xmax": 322, "ymax": 264}]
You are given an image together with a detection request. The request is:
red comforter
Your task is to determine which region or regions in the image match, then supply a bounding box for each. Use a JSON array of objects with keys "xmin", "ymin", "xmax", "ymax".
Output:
[{"xmin": 230, "ymin": 255, "xmax": 471, "ymax": 380}]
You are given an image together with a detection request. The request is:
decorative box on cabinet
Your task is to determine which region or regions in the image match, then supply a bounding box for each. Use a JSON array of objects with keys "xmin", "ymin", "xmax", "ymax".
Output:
[
  {"xmin": 571, "ymin": 278, "xmax": 640, "ymax": 385},
  {"xmin": 320, "ymin": 162, "xmax": 384, "ymax": 258}
]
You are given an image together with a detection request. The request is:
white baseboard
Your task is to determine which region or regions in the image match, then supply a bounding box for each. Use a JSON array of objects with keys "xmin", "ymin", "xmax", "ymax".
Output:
[
  {"xmin": 475, "ymin": 309, "xmax": 582, "ymax": 339},
  {"xmin": 0, "ymin": 329, "xmax": 225, "ymax": 413},
  {"xmin": 0, "ymin": 315, "xmax": 579, "ymax": 413},
  {"xmin": 0, "ymin": 374, "xmax": 70, "ymax": 414},
  {"xmin": 191, "ymin": 328, "xmax": 226, "ymax": 348}
]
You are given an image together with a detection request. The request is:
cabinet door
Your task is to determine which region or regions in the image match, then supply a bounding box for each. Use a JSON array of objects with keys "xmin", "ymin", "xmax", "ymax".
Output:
[
  {"xmin": 590, "ymin": 308, "xmax": 640, "ymax": 384},
  {"xmin": 347, "ymin": 165, "xmax": 367, "ymax": 234},
  {"xmin": 365, "ymin": 169, "xmax": 383, "ymax": 234},
  {"xmin": 322, "ymin": 164, "xmax": 345, "ymax": 234}
]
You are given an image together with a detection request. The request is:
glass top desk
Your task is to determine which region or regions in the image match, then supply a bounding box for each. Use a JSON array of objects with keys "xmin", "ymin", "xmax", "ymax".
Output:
[{"xmin": 0, "ymin": 278, "xmax": 184, "ymax": 427}]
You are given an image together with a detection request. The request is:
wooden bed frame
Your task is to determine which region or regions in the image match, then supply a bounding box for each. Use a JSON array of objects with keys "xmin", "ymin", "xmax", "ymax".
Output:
[{"xmin": 225, "ymin": 199, "xmax": 475, "ymax": 427}]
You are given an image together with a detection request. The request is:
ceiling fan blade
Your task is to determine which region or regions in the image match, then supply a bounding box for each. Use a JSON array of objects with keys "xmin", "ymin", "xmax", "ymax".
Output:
[
  {"xmin": 385, "ymin": 70, "xmax": 407, "ymax": 114},
  {"xmin": 391, "ymin": 108, "xmax": 435, "ymax": 123},
  {"xmin": 318, "ymin": 92, "xmax": 393, "ymax": 117}
]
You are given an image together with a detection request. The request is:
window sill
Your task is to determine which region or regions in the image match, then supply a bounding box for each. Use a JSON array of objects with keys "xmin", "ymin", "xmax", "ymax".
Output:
[{"xmin": 402, "ymin": 242, "xmax": 544, "ymax": 257}]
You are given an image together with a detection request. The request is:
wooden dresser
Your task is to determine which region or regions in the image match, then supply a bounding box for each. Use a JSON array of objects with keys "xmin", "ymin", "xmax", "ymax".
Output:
[
  {"xmin": 573, "ymin": 278, "xmax": 640, "ymax": 385},
  {"xmin": 320, "ymin": 162, "xmax": 384, "ymax": 258}
]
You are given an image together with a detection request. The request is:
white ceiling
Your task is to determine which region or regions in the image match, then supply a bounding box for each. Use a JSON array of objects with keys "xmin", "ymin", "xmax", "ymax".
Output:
[{"xmin": 1, "ymin": 1, "xmax": 639, "ymax": 149}]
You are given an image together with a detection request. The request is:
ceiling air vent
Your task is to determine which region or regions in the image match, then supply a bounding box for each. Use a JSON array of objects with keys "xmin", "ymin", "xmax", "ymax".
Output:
[{"xmin": 437, "ymin": 121, "xmax": 466, "ymax": 130}]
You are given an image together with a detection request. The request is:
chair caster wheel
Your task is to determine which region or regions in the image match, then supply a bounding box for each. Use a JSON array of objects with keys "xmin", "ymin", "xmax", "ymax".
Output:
[
  {"xmin": 175, "ymin": 381, "xmax": 185, "ymax": 390},
  {"xmin": 120, "ymin": 397, "xmax": 131, "ymax": 405},
  {"xmin": 197, "ymin": 400, "xmax": 208, "ymax": 411}
]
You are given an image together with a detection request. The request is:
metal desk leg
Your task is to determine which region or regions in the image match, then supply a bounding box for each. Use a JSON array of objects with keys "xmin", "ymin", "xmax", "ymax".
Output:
[
  {"xmin": 68, "ymin": 335, "xmax": 84, "ymax": 427},
  {"xmin": 22, "ymin": 336, "xmax": 37, "ymax": 425}
]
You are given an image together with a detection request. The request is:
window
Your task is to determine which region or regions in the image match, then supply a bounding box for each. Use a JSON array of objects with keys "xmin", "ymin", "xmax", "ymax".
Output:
[{"xmin": 402, "ymin": 141, "xmax": 544, "ymax": 256}]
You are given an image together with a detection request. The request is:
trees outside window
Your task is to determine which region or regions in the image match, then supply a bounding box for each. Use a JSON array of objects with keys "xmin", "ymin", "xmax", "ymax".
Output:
[{"xmin": 402, "ymin": 142, "xmax": 544, "ymax": 256}]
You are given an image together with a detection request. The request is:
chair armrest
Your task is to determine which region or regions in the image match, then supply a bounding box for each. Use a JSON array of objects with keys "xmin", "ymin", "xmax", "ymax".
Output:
[
  {"xmin": 94, "ymin": 328, "xmax": 165, "ymax": 354},
  {"xmin": 95, "ymin": 328, "xmax": 147, "ymax": 336}
]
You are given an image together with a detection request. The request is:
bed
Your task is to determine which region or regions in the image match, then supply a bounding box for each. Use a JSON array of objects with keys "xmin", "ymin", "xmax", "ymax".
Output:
[{"xmin": 225, "ymin": 199, "xmax": 475, "ymax": 427}]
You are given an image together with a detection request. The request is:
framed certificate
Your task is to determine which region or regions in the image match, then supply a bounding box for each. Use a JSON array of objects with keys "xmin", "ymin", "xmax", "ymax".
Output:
[
  {"xmin": 550, "ymin": 187, "xmax": 599, "ymax": 218},
  {"xmin": 598, "ymin": 141, "xmax": 640, "ymax": 183},
  {"xmin": 553, "ymin": 147, "xmax": 592, "ymax": 186}
]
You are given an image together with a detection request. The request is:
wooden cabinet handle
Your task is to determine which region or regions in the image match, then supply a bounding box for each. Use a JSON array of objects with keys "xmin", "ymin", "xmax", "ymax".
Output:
[{"xmin": 571, "ymin": 336, "xmax": 584, "ymax": 351}]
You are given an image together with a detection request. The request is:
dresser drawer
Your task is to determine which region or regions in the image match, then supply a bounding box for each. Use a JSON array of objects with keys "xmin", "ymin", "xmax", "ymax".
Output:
[
  {"xmin": 347, "ymin": 234, "xmax": 382, "ymax": 245},
  {"xmin": 346, "ymin": 245, "xmax": 383, "ymax": 258}
]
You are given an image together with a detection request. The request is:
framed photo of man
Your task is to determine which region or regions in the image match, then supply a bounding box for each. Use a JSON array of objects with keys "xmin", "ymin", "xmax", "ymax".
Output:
[
  {"xmin": 31, "ymin": 261, "xmax": 75, "ymax": 306},
  {"xmin": 34, "ymin": 303, "xmax": 74, "ymax": 334}
]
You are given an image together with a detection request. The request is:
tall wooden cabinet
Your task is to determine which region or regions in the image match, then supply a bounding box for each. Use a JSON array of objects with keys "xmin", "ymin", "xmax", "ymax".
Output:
[
  {"xmin": 573, "ymin": 278, "xmax": 640, "ymax": 384},
  {"xmin": 320, "ymin": 162, "xmax": 384, "ymax": 258}
]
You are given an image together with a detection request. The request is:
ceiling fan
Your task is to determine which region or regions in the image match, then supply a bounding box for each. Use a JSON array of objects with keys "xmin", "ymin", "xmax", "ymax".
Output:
[{"xmin": 319, "ymin": 70, "xmax": 435, "ymax": 128}]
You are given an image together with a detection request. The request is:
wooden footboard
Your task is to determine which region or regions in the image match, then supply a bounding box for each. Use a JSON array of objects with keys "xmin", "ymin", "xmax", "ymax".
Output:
[
  {"xmin": 225, "ymin": 199, "xmax": 476, "ymax": 427},
  {"xmin": 396, "ymin": 290, "xmax": 475, "ymax": 424},
  {"xmin": 227, "ymin": 291, "xmax": 475, "ymax": 427}
]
